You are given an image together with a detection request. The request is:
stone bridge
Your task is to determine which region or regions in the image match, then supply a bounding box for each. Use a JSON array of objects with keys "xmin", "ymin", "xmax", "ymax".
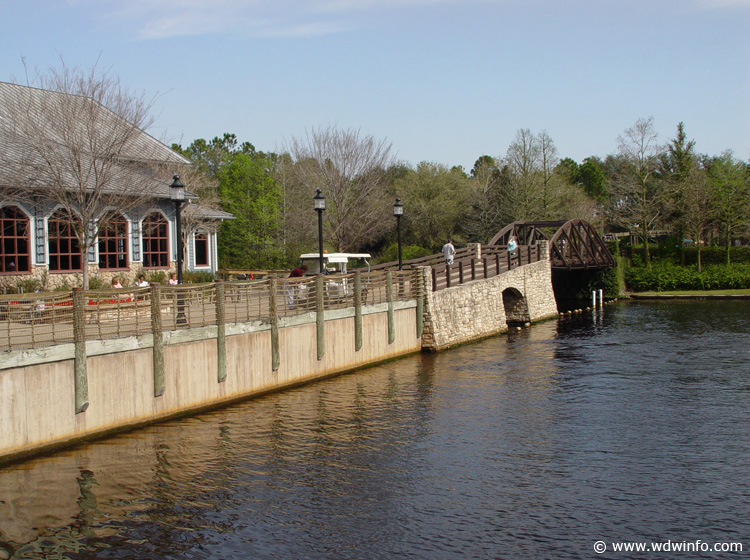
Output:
[{"xmin": 418, "ymin": 240, "xmax": 558, "ymax": 351}]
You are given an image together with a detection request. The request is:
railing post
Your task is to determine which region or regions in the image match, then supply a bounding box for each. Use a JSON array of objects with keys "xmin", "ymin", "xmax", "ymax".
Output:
[
  {"xmin": 486, "ymin": 257, "xmax": 490, "ymax": 278},
  {"xmin": 316, "ymin": 275, "xmax": 324, "ymax": 361},
  {"xmin": 354, "ymin": 272, "xmax": 362, "ymax": 352},
  {"xmin": 471, "ymin": 258, "xmax": 476, "ymax": 280},
  {"xmin": 446, "ymin": 266, "xmax": 451, "ymax": 288},
  {"xmin": 270, "ymin": 278, "xmax": 280, "ymax": 371},
  {"xmin": 414, "ymin": 269, "xmax": 424, "ymax": 339},
  {"xmin": 216, "ymin": 282, "xmax": 227, "ymax": 382},
  {"xmin": 431, "ymin": 267, "xmax": 437, "ymax": 292},
  {"xmin": 458, "ymin": 261, "xmax": 464, "ymax": 284},
  {"xmin": 72, "ymin": 287, "xmax": 89, "ymax": 413},
  {"xmin": 150, "ymin": 283, "xmax": 165, "ymax": 398},
  {"xmin": 468, "ymin": 242, "xmax": 482, "ymax": 261}
]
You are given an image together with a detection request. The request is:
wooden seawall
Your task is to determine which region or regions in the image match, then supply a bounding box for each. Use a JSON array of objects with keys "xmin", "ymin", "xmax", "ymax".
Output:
[
  {"xmin": 0, "ymin": 251, "xmax": 560, "ymax": 464},
  {"xmin": 0, "ymin": 272, "xmax": 422, "ymax": 464}
]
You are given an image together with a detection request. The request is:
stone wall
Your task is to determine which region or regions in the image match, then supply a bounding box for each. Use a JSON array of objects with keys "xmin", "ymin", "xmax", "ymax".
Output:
[{"xmin": 420, "ymin": 242, "xmax": 558, "ymax": 351}]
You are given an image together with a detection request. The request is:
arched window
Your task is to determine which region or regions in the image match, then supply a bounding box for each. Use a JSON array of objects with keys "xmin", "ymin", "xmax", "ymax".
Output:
[
  {"xmin": 142, "ymin": 212, "xmax": 169, "ymax": 268},
  {"xmin": 98, "ymin": 213, "xmax": 129, "ymax": 270},
  {"xmin": 48, "ymin": 209, "xmax": 82, "ymax": 272},
  {"xmin": 1, "ymin": 206, "xmax": 31, "ymax": 274}
]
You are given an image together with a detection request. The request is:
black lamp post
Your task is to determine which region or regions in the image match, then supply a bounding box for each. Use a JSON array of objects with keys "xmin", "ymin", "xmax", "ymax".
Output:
[
  {"xmin": 393, "ymin": 197, "xmax": 404, "ymax": 270},
  {"xmin": 170, "ymin": 175, "xmax": 186, "ymax": 284},
  {"xmin": 314, "ymin": 188, "xmax": 326, "ymax": 274}
]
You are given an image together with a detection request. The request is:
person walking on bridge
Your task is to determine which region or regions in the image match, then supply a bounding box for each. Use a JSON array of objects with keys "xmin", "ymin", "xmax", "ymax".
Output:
[
  {"xmin": 507, "ymin": 235, "xmax": 518, "ymax": 253},
  {"xmin": 442, "ymin": 239, "xmax": 455, "ymax": 266}
]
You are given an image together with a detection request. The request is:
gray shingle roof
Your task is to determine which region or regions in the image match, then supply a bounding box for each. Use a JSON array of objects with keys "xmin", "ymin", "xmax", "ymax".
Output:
[
  {"xmin": 0, "ymin": 81, "xmax": 193, "ymax": 200},
  {"xmin": 183, "ymin": 204, "xmax": 236, "ymax": 221}
]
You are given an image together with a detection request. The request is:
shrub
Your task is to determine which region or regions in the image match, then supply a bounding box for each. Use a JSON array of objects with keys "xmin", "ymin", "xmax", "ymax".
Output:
[
  {"xmin": 625, "ymin": 263, "xmax": 750, "ymax": 292},
  {"xmin": 183, "ymin": 270, "xmax": 215, "ymax": 284},
  {"xmin": 88, "ymin": 277, "xmax": 106, "ymax": 290},
  {"xmin": 3, "ymin": 277, "xmax": 43, "ymax": 294},
  {"xmin": 377, "ymin": 243, "xmax": 433, "ymax": 264},
  {"xmin": 146, "ymin": 271, "xmax": 167, "ymax": 285}
]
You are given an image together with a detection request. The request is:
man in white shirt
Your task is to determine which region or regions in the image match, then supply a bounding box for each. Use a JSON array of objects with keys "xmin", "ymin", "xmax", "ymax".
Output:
[{"xmin": 442, "ymin": 239, "xmax": 455, "ymax": 266}]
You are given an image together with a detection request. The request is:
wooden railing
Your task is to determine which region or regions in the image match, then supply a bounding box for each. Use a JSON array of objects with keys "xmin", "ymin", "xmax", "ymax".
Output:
[
  {"xmin": 364, "ymin": 244, "xmax": 544, "ymax": 291},
  {"xmin": 367, "ymin": 246, "xmax": 476, "ymax": 271},
  {"xmin": 0, "ymin": 270, "xmax": 417, "ymax": 352},
  {"xmin": 429, "ymin": 245, "xmax": 542, "ymax": 292}
]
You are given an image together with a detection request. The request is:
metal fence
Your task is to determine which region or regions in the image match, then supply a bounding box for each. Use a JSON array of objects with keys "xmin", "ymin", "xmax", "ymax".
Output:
[{"xmin": 0, "ymin": 270, "xmax": 417, "ymax": 352}]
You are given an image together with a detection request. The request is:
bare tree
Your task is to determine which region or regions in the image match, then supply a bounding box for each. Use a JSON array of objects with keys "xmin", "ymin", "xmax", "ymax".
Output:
[
  {"xmin": 176, "ymin": 166, "xmax": 223, "ymax": 266},
  {"xmin": 1, "ymin": 60, "xmax": 184, "ymax": 288},
  {"xmin": 466, "ymin": 155, "xmax": 504, "ymax": 242},
  {"xmin": 538, "ymin": 130, "xmax": 562, "ymax": 220},
  {"xmin": 284, "ymin": 126, "xmax": 395, "ymax": 252},
  {"xmin": 502, "ymin": 128, "xmax": 543, "ymax": 220},
  {"xmin": 610, "ymin": 117, "xmax": 664, "ymax": 267},
  {"xmin": 681, "ymin": 164, "xmax": 713, "ymax": 271}
]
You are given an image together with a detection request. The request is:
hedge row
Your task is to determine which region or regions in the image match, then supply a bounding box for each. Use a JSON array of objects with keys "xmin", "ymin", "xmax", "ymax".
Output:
[
  {"xmin": 625, "ymin": 242, "xmax": 750, "ymax": 267},
  {"xmin": 625, "ymin": 263, "xmax": 750, "ymax": 292}
]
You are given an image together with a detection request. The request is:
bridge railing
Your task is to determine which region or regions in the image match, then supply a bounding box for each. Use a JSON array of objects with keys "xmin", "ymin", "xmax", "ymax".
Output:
[
  {"xmin": 367, "ymin": 246, "xmax": 475, "ymax": 271},
  {"xmin": 429, "ymin": 244, "xmax": 543, "ymax": 291},
  {"xmin": 362, "ymin": 243, "xmax": 545, "ymax": 292},
  {"xmin": 0, "ymin": 270, "xmax": 417, "ymax": 352}
]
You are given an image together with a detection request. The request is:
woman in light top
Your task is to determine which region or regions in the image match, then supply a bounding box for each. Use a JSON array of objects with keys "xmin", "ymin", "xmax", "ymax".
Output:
[{"xmin": 507, "ymin": 235, "xmax": 518, "ymax": 252}]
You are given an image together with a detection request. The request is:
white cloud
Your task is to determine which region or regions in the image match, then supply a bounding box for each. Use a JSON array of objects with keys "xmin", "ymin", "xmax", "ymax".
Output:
[{"xmin": 72, "ymin": 0, "xmax": 496, "ymax": 39}]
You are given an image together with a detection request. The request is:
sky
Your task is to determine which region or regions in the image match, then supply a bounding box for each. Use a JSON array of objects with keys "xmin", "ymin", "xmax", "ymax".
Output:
[{"xmin": 1, "ymin": 0, "xmax": 748, "ymax": 171}]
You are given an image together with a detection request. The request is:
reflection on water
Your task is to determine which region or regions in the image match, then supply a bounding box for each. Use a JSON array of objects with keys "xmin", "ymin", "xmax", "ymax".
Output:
[{"xmin": 1, "ymin": 301, "xmax": 749, "ymax": 559}]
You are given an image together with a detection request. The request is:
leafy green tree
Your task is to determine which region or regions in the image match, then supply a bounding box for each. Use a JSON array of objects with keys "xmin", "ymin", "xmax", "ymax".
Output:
[
  {"xmin": 394, "ymin": 161, "xmax": 471, "ymax": 250},
  {"xmin": 556, "ymin": 157, "xmax": 579, "ymax": 185},
  {"xmin": 217, "ymin": 152, "xmax": 281, "ymax": 268},
  {"xmin": 172, "ymin": 133, "xmax": 258, "ymax": 178},
  {"xmin": 705, "ymin": 151, "xmax": 750, "ymax": 264},
  {"xmin": 659, "ymin": 122, "xmax": 698, "ymax": 264},
  {"xmin": 175, "ymin": 134, "xmax": 282, "ymax": 269},
  {"xmin": 578, "ymin": 157, "xmax": 608, "ymax": 203}
]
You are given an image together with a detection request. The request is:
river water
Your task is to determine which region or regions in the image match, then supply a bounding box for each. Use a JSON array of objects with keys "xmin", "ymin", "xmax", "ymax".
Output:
[{"xmin": 1, "ymin": 300, "xmax": 749, "ymax": 559}]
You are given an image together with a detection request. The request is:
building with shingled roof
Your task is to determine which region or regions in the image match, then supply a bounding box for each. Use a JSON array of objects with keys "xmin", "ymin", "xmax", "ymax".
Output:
[{"xmin": 0, "ymin": 81, "xmax": 233, "ymax": 289}]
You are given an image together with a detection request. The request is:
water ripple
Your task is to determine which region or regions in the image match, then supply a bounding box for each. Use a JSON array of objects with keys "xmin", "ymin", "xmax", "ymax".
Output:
[{"xmin": 1, "ymin": 301, "xmax": 749, "ymax": 559}]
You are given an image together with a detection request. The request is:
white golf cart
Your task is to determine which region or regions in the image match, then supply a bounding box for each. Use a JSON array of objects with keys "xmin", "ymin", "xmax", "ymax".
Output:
[
  {"xmin": 298, "ymin": 253, "xmax": 372, "ymax": 275},
  {"xmin": 297, "ymin": 253, "xmax": 372, "ymax": 304}
]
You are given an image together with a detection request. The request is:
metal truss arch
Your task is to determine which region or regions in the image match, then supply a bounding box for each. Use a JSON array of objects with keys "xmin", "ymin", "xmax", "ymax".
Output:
[{"xmin": 489, "ymin": 219, "xmax": 615, "ymax": 270}]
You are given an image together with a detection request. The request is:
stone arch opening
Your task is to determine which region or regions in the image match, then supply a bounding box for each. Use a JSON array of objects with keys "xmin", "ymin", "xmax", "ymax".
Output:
[{"xmin": 502, "ymin": 287, "xmax": 530, "ymax": 327}]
